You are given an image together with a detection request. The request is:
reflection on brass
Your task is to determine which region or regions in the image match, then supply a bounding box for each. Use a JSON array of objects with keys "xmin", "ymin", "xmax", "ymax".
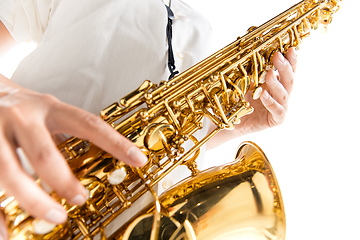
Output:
[
  {"xmin": 119, "ymin": 142, "xmax": 284, "ymax": 240},
  {"xmin": 0, "ymin": 1, "xmax": 341, "ymax": 239}
]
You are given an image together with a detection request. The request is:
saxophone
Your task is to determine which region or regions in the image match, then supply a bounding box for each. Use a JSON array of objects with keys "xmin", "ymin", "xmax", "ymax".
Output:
[{"xmin": 0, "ymin": 0, "xmax": 341, "ymax": 239}]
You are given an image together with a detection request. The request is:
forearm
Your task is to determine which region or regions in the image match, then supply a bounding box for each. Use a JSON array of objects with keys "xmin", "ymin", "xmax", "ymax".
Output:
[
  {"xmin": 0, "ymin": 73, "xmax": 23, "ymax": 89},
  {"xmin": 0, "ymin": 20, "xmax": 19, "ymax": 90},
  {"xmin": 0, "ymin": 20, "xmax": 16, "ymax": 55}
]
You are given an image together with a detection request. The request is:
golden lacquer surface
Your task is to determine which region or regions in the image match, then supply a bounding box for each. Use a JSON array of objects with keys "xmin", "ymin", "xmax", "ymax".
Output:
[
  {"xmin": 119, "ymin": 142, "xmax": 284, "ymax": 240},
  {"xmin": 0, "ymin": 0, "xmax": 341, "ymax": 239}
]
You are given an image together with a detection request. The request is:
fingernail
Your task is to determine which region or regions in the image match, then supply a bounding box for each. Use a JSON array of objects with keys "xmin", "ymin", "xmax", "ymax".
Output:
[
  {"xmin": 44, "ymin": 208, "xmax": 67, "ymax": 224},
  {"xmin": 278, "ymin": 53, "xmax": 285, "ymax": 63},
  {"xmin": 127, "ymin": 146, "xmax": 148, "ymax": 166},
  {"xmin": 69, "ymin": 194, "xmax": 87, "ymax": 206},
  {"xmin": 261, "ymin": 90, "xmax": 270, "ymax": 101},
  {"xmin": 292, "ymin": 48, "xmax": 298, "ymax": 60},
  {"xmin": 85, "ymin": 189, "xmax": 90, "ymax": 200}
]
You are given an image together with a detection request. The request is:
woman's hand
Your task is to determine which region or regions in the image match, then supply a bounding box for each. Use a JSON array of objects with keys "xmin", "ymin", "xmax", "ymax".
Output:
[
  {"xmin": 239, "ymin": 47, "xmax": 298, "ymax": 133},
  {"xmin": 207, "ymin": 47, "xmax": 298, "ymax": 149},
  {"xmin": 0, "ymin": 76, "xmax": 147, "ymax": 239}
]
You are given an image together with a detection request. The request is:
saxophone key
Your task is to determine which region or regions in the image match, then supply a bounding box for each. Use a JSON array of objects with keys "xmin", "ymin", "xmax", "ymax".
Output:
[
  {"xmin": 120, "ymin": 80, "xmax": 153, "ymax": 107},
  {"xmin": 144, "ymin": 123, "xmax": 176, "ymax": 155},
  {"xmin": 31, "ymin": 219, "xmax": 56, "ymax": 235},
  {"xmin": 100, "ymin": 102, "xmax": 122, "ymax": 121},
  {"xmin": 108, "ymin": 167, "xmax": 127, "ymax": 186},
  {"xmin": 259, "ymin": 70, "xmax": 267, "ymax": 84},
  {"xmin": 253, "ymin": 86, "xmax": 263, "ymax": 100}
]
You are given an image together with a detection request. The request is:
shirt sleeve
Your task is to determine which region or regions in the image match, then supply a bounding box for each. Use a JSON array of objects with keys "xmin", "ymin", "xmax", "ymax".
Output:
[{"xmin": 0, "ymin": 0, "xmax": 52, "ymax": 43}]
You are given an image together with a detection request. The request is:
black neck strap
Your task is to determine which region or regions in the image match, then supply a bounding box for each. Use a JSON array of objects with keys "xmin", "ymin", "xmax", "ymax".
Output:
[{"xmin": 165, "ymin": 1, "xmax": 179, "ymax": 80}]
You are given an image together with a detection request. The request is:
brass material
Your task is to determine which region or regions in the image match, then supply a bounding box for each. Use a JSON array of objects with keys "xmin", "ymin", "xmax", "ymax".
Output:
[
  {"xmin": 117, "ymin": 142, "xmax": 284, "ymax": 240},
  {"xmin": 1, "ymin": 1, "xmax": 341, "ymax": 239},
  {"xmin": 120, "ymin": 80, "xmax": 154, "ymax": 107}
]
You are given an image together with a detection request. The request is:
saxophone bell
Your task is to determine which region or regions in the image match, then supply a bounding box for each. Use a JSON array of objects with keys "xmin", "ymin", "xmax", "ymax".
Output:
[{"xmin": 118, "ymin": 142, "xmax": 285, "ymax": 240}]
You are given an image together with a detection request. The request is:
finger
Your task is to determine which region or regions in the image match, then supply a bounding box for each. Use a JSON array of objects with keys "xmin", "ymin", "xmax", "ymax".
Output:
[
  {"xmin": 285, "ymin": 47, "xmax": 298, "ymax": 72},
  {"xmin": 260, "ymin": 90, "xmax": 286, "ymax": 126},
  {"xmin": 52, "ymin": 133, "xmax": 69, "ymax": 145},
  {"xmin": 273, "ymin": 51, "xmax": 296, "ymax": 95},
  {"xmin": 0, "ymin": 137, "xmax": 67, "ymax": 225},
  {"xmin": 265, "ymin": 69, "xmax": 289, "ymax": 109},
  {"xmin": 0, "ymin": 210, "xmax": 7, "ymax": 240},
  {"xmin": 13, "ymin": 122, "xmax": 88, "ymax": 206},
  {"xmin": 47, "ymin": 101, "xmax": 147, "ymax": 167}
]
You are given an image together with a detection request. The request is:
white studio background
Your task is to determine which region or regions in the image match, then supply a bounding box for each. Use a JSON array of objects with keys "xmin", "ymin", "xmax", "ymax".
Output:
[
  {"xmin": 184, "ymin": 1, "xmax": 359, "ymax": 240},
  {"xmin": 1, "ymin": 1, "xmax": 359, "ymax": 240}
]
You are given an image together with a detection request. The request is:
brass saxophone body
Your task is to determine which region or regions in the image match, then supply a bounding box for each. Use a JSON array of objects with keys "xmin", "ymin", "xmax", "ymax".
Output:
[{"xmin": 0, "ymin": 0, "xmax": 341, "ymax": 239}]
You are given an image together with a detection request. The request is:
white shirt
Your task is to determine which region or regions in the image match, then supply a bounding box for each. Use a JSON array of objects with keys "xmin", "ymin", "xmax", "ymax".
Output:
[
  {"xmin": 0, "ymin": 0, "xmax": 212, "ymax": 114},
  {"xmin": 0, "ymin": 0, "xmax": 212, "ymax": 236}
]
